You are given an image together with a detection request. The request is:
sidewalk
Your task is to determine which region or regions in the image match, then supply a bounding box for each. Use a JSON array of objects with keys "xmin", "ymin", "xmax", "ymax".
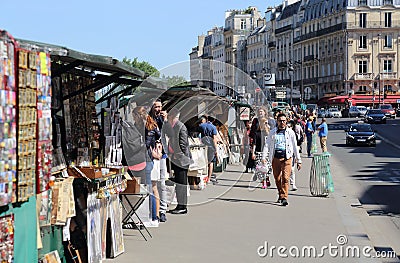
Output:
[{"xmin": 108, "ymin": 154, "xmax": 389, "ymax": 263}]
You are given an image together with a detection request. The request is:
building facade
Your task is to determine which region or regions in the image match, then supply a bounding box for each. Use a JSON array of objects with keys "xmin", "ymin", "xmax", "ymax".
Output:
[{"xmin": 190, "ymin": 0, "xmax": 400, "ymax": 104}]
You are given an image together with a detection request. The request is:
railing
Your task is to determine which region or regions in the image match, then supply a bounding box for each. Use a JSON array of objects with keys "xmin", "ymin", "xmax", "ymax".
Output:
[
  {"xmin": 304, "ymin": 55, "xmax": 315, "ymax": 62},
  {"xmin": 268, "ymin": 41, "xmax": 276, "ymax": 48},
  {"xmin": 380, "ymin": 72, "xmax": 397, "ymax": 79},
  {"xmin": 278, "ymin": 61, "xmax": 288, "ymax": 67},
  {"xmin": 318, "ymin": 74, "xmax": 344, "ymax": 83},
  {"xmin": 347, "ymin": 20, "xmax": 400, "ymax": 29},
  {"xmin": 275, "ymin": 25, "xmax": 292, "ymax": 35},
  {"xmin": 354, "ymin": 73, "xmax": 374, "ymax": 80}
]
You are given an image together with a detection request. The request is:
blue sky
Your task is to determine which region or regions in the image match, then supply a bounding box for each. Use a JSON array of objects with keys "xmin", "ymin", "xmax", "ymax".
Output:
[{"xmin": 0, "ymin": 0, "xmax": 280, "ymax": 73}]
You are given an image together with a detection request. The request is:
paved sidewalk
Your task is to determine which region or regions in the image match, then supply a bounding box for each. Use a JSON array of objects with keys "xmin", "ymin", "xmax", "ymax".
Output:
[{"xmin": 107, "ymin": 154, "xmax": 395, "ymax": 263}]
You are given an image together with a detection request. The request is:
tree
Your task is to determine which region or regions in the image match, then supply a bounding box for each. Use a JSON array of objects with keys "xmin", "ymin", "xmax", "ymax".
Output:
[
  {"xmin": 122, "ymin": 57, "xmax": 160, "ymax": 77},
  {"xmin": 161, "ymin": 74, "xmax": 190, "ymax": 87}
]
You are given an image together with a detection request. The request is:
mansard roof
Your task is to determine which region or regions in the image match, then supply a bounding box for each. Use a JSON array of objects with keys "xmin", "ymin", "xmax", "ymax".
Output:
[
  {"xmin": 304, "ymin": 0, "xmax": 346, "ymax": 22},
  {"xmin": 279, "ymin": 1, "xmax": 301, "ymax": 20}
]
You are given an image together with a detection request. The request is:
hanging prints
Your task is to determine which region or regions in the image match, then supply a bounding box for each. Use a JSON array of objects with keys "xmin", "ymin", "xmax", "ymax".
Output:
[
  {"xmin": 0, "ymin": 32, "xmax": 17, "ymax": 206},
  {"xmin": 0, "ymin": 214, "xmax": 14, "ymax": 263}
]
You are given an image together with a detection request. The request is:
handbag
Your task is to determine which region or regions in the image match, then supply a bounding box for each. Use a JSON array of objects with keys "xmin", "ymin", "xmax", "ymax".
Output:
[{"xmin": 151, "ymin": 140, "xmax": 163, "ymax": 160}]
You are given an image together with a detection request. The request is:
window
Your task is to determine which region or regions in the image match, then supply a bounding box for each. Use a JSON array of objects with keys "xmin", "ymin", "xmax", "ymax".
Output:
[
  {"xmin": 359, "ymin": 85, "xmax": 367, "ymax": 92},
  {"xmin": 240, "ymin": 19, "xmax": 247, "ymax": 30},
  {"xmin": 359, "ymin": 35, "xmax": 367, "ymax": 48},
  {"xmin": 384, "ymin": 35, "xmax": 392, "ymax": 48},
  {"xmin": 383, "ymin": 60, "xmax": 392, "ymax": 72},
  {"xmin": 358, "ymin": 61, "xmax": 367, "ymax": 73},
  {"xmin": 359, "ymin": 13, "xmax": 367, "ymax": 28},
  {"xmin": 385, "ymin": 12, "xmax": 392, "ymax": 27},
  {"xmin": 358, "ymin": 0, "xmax": 367, "ymax": 5},
  {"xmin": 384, "ymin": 84, "xmax": 392, "ymax": 92}
]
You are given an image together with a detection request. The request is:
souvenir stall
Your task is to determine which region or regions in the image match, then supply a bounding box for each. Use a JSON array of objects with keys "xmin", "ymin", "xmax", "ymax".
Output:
[{"xmin": 15, "ymin": 38, "xmax": 145, "ymax": 263}]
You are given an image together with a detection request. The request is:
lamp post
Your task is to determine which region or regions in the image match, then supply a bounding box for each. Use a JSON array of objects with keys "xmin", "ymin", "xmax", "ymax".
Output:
[{"xmin": 288, "ymin": 60, "xmax": 294, "ymax": 105}]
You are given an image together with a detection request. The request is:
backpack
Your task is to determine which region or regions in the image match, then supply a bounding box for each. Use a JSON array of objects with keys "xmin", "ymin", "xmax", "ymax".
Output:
[{"xmin": 121, "ymin": 120, "xmax": 146, "ymax": 171}]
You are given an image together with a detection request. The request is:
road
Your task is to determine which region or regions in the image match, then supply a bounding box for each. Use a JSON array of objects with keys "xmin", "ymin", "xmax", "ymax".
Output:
[{"xmin": 326, "ymin": 117, "xmax": 400, "ymax": 258}]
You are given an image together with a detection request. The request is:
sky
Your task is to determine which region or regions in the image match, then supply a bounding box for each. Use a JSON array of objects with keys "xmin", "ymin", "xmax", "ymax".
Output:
[{"xmin": 0, "ymin": 0, "xmax": 280, "ymax": 77}]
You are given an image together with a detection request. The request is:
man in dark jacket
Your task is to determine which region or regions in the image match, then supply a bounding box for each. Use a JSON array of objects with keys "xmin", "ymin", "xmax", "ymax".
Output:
[{"xmin": 163, "ymin": 108, "xmax": 191, "ymax": 214}]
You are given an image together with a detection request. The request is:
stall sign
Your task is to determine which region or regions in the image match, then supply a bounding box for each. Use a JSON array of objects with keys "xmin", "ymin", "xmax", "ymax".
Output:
[{"xmin": 239, "ymin": 107, "xmax": 250, "ymax": 120}]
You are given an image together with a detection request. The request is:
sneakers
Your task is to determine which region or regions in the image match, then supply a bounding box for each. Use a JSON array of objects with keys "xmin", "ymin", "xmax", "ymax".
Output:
[
  {"xmin": 261, "ymin": 181, "xmax": 266, "ymax": 189},
  {"xmin": 144, "ymin": 219, "xmax": 159, "ymax": 228},
  {"xmin": 291, "ymin": 184, "xmax": 298, "ymax": 191},
  {"xmin": 159, "ymin": 213, "xmax": 167, "ymax": 222},
  {"xmin": 281, "ymin": 199, "xmax": 289, "ymax": 206},
  {"xmin": 276, "ymin": 198, "xmax": 283, "ymax": 203}
]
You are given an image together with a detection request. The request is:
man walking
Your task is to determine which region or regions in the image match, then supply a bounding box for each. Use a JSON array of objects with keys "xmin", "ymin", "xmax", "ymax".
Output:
[
  {"xmin": 317, "ymin": 117, "xmax": 328, "ymax": 152},
  {"xmin": 262, "ymin": 113, "xmax": 302, "ymax": 206},
  {"xmin": 163, "ymin": 108, "xmax": 191, "ymax": 214},
  {"xmin": 198, "ymin": 115, "xmax": 218, "ymax": 184}
]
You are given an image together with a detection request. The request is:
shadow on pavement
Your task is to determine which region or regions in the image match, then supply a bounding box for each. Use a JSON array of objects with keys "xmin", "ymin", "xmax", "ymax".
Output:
[{"xmin": 211, "ymin": 197, "xmax": 282, "ymax": 207}]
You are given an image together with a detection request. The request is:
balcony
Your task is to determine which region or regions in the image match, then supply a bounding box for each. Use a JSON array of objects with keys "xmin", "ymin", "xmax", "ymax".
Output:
[
  {"xmin": 354, "ymin": 73, "xmax": 374, "ymax": 80},
  {"xmin": 381, "ymin": 72, "xmax": 397, "ymax": 79},
  {"xmin": 303, "ymin": 55, "xmax": 315, "ymax": 62},
  {"xmin": 319, "ymin": 74, "xmax": 344, "ymax": 83},
  {"xmin": 278, "ymin": 61, "xmax": 288, "ymax": 68},
  {"xmin": 303, "ymin": 77, "xmax": 319, "ymax": 85},
  {"xmin": 275, "ymin": 25, "xmax": 292, "ymax": 35},
  {"xmin": 268, "ymin": 41, "xmax": 276, "ymax": 48},
  {"xmin": 347, "ymin": 20, "xmax": 400, "ymax": 29}
]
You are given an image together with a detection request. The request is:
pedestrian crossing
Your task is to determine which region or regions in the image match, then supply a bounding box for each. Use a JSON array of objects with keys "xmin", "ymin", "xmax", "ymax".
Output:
[{"xmin": 356, "ymin": 176, "xmax": 400, "ymax": 184}]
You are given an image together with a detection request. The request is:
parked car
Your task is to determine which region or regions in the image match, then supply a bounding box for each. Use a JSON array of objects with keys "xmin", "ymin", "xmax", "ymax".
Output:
[
  {"xmin": 397, "ymin": 107, "xmax": 400, "ymax": 117},
  {"xmin": 345, "ymin": 122, "xmax": 376, "ymax": 146},
  {"xmin": 364, "ymin": 109, "xmax": 386, "ymax": 124},
  {"xmin": 378, "ymin": 104, "xmax": 396, "ymax": 119},
  {"xmin": 327, "ymin": 107, "xmax": 342, "ymax": 118}
]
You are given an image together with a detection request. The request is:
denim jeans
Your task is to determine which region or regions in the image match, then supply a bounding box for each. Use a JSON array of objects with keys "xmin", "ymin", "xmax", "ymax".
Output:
[
  {"xmin": 157, "ymin": 158, "xmax": 168, "ymax": 213},
  {"xmin": 307, "ymin": 135, "xmax": 313, "ymax": 156}
]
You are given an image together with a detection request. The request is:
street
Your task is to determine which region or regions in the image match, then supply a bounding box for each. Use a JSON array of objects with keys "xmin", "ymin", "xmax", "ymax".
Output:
[{"xmin": 327, "ymin": 117, "xmax": 400, "ymax": 260}]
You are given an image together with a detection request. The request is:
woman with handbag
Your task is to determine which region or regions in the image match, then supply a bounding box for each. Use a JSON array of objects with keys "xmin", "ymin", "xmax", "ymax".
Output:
[
  {"xmin": 133, "ymin": 106, "xmax": 162, "ymax": 225},
  {"xmin": 250, "ymin": 111, "xmax": 272, "ymax": 189}
]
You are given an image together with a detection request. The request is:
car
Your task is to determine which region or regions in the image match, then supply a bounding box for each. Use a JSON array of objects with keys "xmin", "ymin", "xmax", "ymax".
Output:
[
  {"xmin": 348, "ymin": 106, "xmax": 360, "ymax": 117},
  {"xmin": 397, "ymin": 107, "xmax": 400, "ymax": 117},
  {"xmin": 345, "ymin": 122, "xmax": 376, "ymax": 146},
  {"xmin": 364, "ymin": 109, "xmax": 386, "ymax": 124},
  {"xmin": 327, "ymin": 107, "xmax": 342, "ymax": 118},
  {"xmin": 356, "ymin": 106, "xmax": 367, "ymax": 117},
  {"xmin": 348, "ymin": 106, "xmax": 367, "ymax": 117},
  {"xmin": 317, "ymin": 108, "xmax": 327, "ymax": 118},
  {"xmin": 378, "ymin": 104, "xmax": 396, "ymax": 119}
]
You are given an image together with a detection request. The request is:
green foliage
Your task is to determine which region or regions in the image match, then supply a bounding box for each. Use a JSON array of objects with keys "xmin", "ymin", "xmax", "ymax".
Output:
[
  {"xmin": 122, "ymin": 57, "xmax": 160, "ymax": 77},
  {"xmin": 161, "ymin": 74, "xmax": 189, "ymax": 87}
]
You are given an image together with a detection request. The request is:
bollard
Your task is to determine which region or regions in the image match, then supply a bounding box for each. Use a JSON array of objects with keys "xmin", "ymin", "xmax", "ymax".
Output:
[{"xmin": 309, "ymin": 152, "xmax": 334, "ymax": 197}]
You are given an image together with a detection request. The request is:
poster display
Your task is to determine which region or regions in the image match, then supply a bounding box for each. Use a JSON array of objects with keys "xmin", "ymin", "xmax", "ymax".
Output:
[{"xmin": 0, "ymin": 31, "xmax": 17, "ymax": 206}]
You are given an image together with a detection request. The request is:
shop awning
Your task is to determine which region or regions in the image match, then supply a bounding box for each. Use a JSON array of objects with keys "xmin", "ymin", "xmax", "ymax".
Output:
[{"xmin": 16, "ymin": 38, "xmax": 145, "ymax": 101}]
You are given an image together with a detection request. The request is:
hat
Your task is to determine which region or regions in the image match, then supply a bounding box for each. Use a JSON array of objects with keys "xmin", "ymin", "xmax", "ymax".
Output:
[{"xmin": 121, "ymin": 120, "xmax": 146, "ymax": 171}]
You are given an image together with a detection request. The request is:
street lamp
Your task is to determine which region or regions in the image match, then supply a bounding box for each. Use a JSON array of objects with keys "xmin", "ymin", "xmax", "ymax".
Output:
[{"xmin": 288, "ymin": 60, "xmax": 294, "ymax": 105}]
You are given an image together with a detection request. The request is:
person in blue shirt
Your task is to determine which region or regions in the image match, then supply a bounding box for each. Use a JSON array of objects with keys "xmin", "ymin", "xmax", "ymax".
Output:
[
  {"xmin": 317, "ymin": 118, "xmax": 328, "ymax": 152},
  {"xmin": 198, "ymin": 115, "xmax": 218, "ymax": 183},
  {"xmin": 305, "ymin": 116, "xmax": 314, "ymax": 157}
]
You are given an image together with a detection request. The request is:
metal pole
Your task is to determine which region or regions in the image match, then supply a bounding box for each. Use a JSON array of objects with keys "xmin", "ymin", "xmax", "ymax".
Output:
[{"xmin": 290, "ymin": 73, "xmax": 293, "ymax": 105}]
